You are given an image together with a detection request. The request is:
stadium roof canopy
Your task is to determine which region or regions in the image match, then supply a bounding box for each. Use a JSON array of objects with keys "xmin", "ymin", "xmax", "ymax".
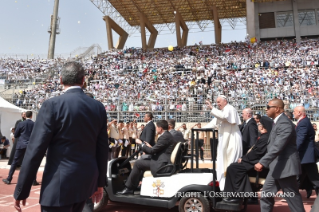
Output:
[
  {"xmin": 91, "ymin": 0, "xmax": 287, "ymax": 34},
  {"xmin": 90, "ymin": 0, "xmax": 287, "ymax": 49}
]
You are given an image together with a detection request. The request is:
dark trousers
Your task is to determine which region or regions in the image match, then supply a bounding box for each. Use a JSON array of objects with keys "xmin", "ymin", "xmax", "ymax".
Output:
[
  {"xmin": 198, "ymin": 139, "xmax": 204, "ymax": 160},
  {"xmin": 224, "ymin": 162, "xmax": 253, "ymax": 193},
  {"xmin": 125, "ymin": 159, "xmax": 150, "ymax": 189},
  {"xmin": 8, "ymin": 139, "xmax": 18, "ymax": 165},
  {"xmin": 0, "ymin": 149, "xmax": 7, "ymax": 159},
  {"xmin": 41, "ymin": 200, "xmax": 86, "ymax": 212},
  {"xmin": 298, "ymin": 163, "xmax": 319, "ymax": 192},
  {"xmin": 7, "ymin": 148, "xmax": 26, "ymax": 181},
  {"xmin": 8, "ymin": 148, "xmax": 37, "ymax": 182},
  {"xmin": 210, "ymin": 138, "xmax": 218, "ymax": 161},
  {"xmin": 121, "ymin": 139, "xmax": 130, "ymax": 157},
  {"xmin": 260, "ymin": 175, "xmax": 305, "ymax": 212}
]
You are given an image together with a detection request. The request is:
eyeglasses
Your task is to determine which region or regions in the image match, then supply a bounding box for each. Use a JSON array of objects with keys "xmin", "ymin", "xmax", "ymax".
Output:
[{"xmin": 266, "ymin": 105, "xmax": 277, "ymax": 110}]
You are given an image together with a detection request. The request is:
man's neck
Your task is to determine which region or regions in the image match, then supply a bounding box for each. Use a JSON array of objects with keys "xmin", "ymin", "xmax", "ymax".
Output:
[{"xmin": 297, "ymin": 115, "xmax": 306, "ymax": 122}]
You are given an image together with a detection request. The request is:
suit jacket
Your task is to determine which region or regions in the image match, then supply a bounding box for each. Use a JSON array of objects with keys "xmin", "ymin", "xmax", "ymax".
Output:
[
  {"xmin": 259, "ymin": 114, "xmax": 301, "ymax": 179},
  {"xmin": 169, "ymin": 129, "xmax": 185, "ymax": 142},
  {"xmin": 14, "ymin": 88, "xmax": 108, "ymax": 207},
  {"xmin": 296, "ymin": 116, "xmax": 316, "ymax": 164},
  {"xmin": 241, "ymin": 118, "xmax": 258, "ymax": 154},
  {"xmin": 14, "ymin": 119, "xmax": 34, "ymax": 150},
  {"xmin": 140, "ymin": 121, "xmax": 156, "ymax": 146},
  {"xmin": 142, "ymin": 131, "xmax": 177, "ymax": 175},
  {"xmin": 241, "ymin": 132, "xmax": 269, "ymax": 170},
  {"xmin": 14, "ymin": 119, "xmax": 24, "ymax": 130}
]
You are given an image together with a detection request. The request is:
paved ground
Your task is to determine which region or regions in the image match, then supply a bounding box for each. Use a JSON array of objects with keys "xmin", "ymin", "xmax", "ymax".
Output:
[{"xmin": 0, "ymin": 158, "xmax": 316, "ymax": 212}]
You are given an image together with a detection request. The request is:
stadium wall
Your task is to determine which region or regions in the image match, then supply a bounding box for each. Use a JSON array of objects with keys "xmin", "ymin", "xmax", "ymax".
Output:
[{"xmin": 248, "ymin": 0, "xmax": 319, "ymax": 41}]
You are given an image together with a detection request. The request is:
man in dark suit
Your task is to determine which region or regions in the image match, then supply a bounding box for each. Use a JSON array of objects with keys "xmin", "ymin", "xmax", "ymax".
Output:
[
  {"xmin": 8, "ymin": 112, "xmax": 26, "ymax": 165},
  {"xmin": 223, "ymin": 116, "xmax": 273, "ymax": 202},
  {"xmin": 241, "ymin": 108, "xmax": 258, "ymax": 155},
  {"xmin": 2, "ymin": 111, "xmax": 34, "ymax": 185},
  {"xmin": 293, "ymin": 106, "xmax": 319, "ymax": 197},
  {"xmin": 12, "ymin": 62, "xmax": 108, "ymax": 212},
  {"xmin": 0, "ymin": 136, "xmax": 10, "ymax": 159},
  {"xmin": 139, "ymin": 112, "xmax": 156, "ymax": 146},
  {"xmin": 255, "ymin": 99, "xmax": 305, "ymax": 212},
  {"xmin": 167, "ymin": 119, "xmax": 185, "ymax": 142},
  {"xmin": 117, "ymin": 120, "xmax": 176, "ymax": 195}
]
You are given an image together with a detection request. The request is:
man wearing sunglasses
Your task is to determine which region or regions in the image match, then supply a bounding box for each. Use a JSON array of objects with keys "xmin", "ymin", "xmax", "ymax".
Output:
[{"xmin": 255, "ymin": 99, "xmax": 304, "ymax": 212}]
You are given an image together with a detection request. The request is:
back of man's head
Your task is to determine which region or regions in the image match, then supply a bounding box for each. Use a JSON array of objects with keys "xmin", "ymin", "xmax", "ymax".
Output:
[
  {"xmin": 84, "ymin": 92, "xmax": 94, "ymax": 98},
  {"xmin": 25, "ymin": 111, "xmax": 32, "ymax": 118},
  {"xmin": 156, "ymin": 120, "xmax": 168, "ymax": 131},
  {"xmin": 167, "ymin": 119, "xmax": 176, "ymax": 129},
  {"xmin": 145, "ymin": 112, "xmax": 153, "ymax": 120},
  {"xmin": 61, "ymin": 62, "xmax": 85, "ymax": 86},
  {"xmin": 284, "ymin": 111, "xmax": 293, "ymax": 120}
]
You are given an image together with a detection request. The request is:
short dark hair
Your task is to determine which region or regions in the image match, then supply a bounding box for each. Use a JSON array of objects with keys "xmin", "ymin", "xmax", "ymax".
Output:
[
  {"xmin": 84, "ymin": 92, "xmax": 94, "ymax": 98},
  {"xmin": 145, "ymin": 112, "xmax": 153, "ymax": 120},
  {"xmin": 254, "ymin": 114, "xmax": 261, "ymax": 119},
  {"xmin": 156, "ymin": 120, "xmax": 168, "ymax": 130},
  {"xmin": 26, "ymin": 111, "xmax": 32, "ymax": 118},
  {"xmin": 141, "ymin": 124, "xmax": 145, "ymax": 127},
  {"xmin": 1, "ymin": 136, "xmax": 6, "ymax": 140},
  {"xmin": 119, "ymin": 120, "xmax": 124, "ymax": 123},
  {"xmin": 61, "ymin": 62, "xmax": 85, "ymax": 85},
  {"xmin": 284, "ymin": 111, "xmax": 293, "ymax": 120},
  {"xmin": 167, "ymin": 119, "xmax": 176, "ymax": 128}
]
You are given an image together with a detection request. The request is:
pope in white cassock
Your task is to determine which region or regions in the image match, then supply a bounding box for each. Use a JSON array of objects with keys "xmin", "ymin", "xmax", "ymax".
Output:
[{"xmin": 204, "ymin": 95, "xmax": 243, "ymax": 190}]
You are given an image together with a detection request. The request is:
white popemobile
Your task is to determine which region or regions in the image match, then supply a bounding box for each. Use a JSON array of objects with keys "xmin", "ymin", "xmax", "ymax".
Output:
[{"xmin": 94, "ymin": 128, "xmax": 261, "ymax": 212}]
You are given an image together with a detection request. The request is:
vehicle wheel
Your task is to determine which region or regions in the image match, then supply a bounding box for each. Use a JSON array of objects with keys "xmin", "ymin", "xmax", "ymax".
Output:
[
  {"xmin": 94, "ymin": 188, "xmax": 108, "ymax": 212},
  {"xmin": 179, "ymin": 193, "xmax": 210, "ymax": 212}
]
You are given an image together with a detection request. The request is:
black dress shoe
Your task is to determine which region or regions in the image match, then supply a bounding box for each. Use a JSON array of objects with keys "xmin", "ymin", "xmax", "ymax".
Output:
[
  {"xmin": 135, "ymin": 185, "xmax": 141, "ymax": 191},
  {"xmin": 223, "ymin": 198, "xmax": 242, "ymax": 203},
  {"xmin": 306, "ymin": 189, "xmax": 313, "ymax": 199},
  {"xmin": 116, "ymin": 187, "xmax": 134, "ymax": 195},
  {"xmin": 32, "ymin": 181, "xmax": 40, "ymax": 186},
  {"xmin": 2, "ymin": 179, "xmax": 11, "ymax": 185}
]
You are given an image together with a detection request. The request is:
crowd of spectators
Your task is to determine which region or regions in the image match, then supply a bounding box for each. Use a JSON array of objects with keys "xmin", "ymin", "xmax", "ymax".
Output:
[{"xmin": 1, "ymin": 38, "xmax": 319, "ymax": 120}]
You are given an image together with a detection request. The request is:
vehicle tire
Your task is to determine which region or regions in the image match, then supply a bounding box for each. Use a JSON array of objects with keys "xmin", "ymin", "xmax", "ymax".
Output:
[
  {"xmin": 179, "ymin": 193, "xmax": 210, "ymax": 212},
  {"xmin": 94, "ymin": 188, "xmax": 108, "ymax": 212}
]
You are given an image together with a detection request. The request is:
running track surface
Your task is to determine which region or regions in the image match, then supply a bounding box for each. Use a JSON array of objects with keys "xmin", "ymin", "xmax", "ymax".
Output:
[{"xmin": 0, "ymin": 167, "xmax": 316, "ymax": 212}]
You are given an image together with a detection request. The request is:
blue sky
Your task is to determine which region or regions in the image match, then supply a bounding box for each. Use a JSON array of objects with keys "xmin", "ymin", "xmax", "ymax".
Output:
[{"xmin": 0, "ymin": 0, "xmax": 247, "ymax": 57}]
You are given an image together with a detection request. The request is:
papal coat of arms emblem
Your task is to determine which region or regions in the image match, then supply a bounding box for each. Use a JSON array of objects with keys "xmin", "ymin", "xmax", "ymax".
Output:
[{"xmin": 152, "ymin": 179, "xmax": 165, "ymax": 197}]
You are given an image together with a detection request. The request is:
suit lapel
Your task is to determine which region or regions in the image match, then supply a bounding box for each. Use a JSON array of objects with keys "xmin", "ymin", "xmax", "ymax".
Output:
[{"xmin": 267, "ymin": 114, "xmax": 284, "ymax": 144}]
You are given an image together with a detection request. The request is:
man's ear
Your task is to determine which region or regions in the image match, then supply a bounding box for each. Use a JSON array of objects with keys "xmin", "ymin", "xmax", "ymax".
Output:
[{"xmin": 81, "ymin": 76, "xmax": 85, "ymax": 86}]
